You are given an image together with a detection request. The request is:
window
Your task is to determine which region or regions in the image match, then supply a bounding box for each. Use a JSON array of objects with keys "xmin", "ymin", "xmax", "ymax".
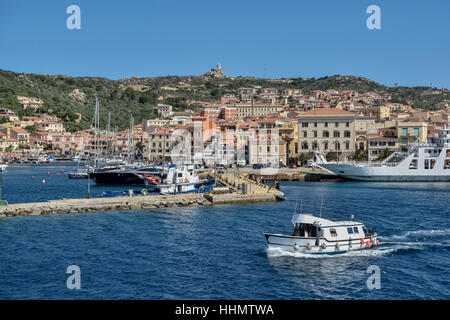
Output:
[
  {"xmin": 333, "ymin": 131, "xmax": 340, "ymax": 138},
  {"xmin": 344, "ymin": 131, "xmax": 351, "ymax": 138},
  {"xmin": 313, "ymin": 131, "xmax": 318, "ymax": 138},
  {"xmin": 324, "ymin": 122, "xmax": 328, "ymax": 127},
  {"xmin": 345, "ymin": 141, "xmax": 350, "ymax": 150},
  {"xmin": 347, "ymin": 227, "xmax": 354, "ymax": 234},
  {"xmin": 335, "ymin": 122, "xmax": 339, "ymax": 128},
  {"xmin": 303, "ymin": 131, "xmax": 307, "ymax": 138},
  {"xmin": 314, "ymin": 122, "xmax": 318, "ymax": 127},
  {"xmin": 353, "ymin": 227, "xmax": 359, "ymax": 233},
  {"xmin": 346, "ymin": 122, "xmax": 350, "ymax": 127},
  {"xmin": 324, "ymin": 141, "xmax": 328, "ymax": 150},
  {"xmin": 330, "ymin": 228, "xmax": 337, "ymax": 237},
  {"xmin": 323, "ymin": 131, "xmax": 329, "ymax": 138},
  {"xmin": 302, "ymin": 122, "xmax": 309, "ymax": 128},
  {"xmin": 413, "ymin": 128, "xmax": 419, "ymax": 136},
  {"xmin": 335, "ymin": 141, "xmax": 341, "ymax": 150},
  {"xmin": 401, "ymin": 128, "xmax": 408, "ymax": 136}
]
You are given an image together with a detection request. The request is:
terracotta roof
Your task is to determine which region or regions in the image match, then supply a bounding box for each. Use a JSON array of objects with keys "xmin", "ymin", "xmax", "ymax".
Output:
[{"xmin": 298, "ymin": 108, "xmax": 356, "ymax": 116}]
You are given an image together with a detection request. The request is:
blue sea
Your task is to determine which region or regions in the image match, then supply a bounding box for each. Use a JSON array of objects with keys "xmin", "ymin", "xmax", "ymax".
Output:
[{"xmin": 0, "ymin": 163, "xmax": 449, "ymax": 299}]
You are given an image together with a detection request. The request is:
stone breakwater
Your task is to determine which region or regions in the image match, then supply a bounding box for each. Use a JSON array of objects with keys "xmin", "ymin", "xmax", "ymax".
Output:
[{"xmin": 0, "ymin": 192, "xmax": 285, "ymax": 218}]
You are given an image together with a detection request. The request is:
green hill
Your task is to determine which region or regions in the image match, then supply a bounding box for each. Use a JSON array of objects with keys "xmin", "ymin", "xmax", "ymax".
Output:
[{"xmin": 0, "ymin": 69, "xmax": 448, "ymax": 132}]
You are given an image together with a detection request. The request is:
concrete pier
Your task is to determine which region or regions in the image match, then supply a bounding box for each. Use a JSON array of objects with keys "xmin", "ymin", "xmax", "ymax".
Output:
[{"xmin": 0, "ymin": 176, "xmax": 285, "ymax": 218}]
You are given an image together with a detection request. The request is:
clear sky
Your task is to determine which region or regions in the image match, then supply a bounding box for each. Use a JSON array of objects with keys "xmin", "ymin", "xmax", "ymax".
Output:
[{"xmin": 1, "ymin": 0, "xmax": 449, "ymax": 89}]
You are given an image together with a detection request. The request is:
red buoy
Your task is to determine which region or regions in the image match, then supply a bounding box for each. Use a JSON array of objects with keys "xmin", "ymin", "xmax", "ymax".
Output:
[
  {"xmin": 376, "ymin": 240, "xmax": 379, "ymax": 245},
  {"xmin": 61, "ymin": 170, "xmax": 64, "ymax": 173},
  {"xmin": 360, "ymin": 238, "xmax": 365, "ymax": 245},
  {"xmin": 47, "ymin": 172, "xmax": 50, "ymax": 175},
  {"xmin": 367, "ymin": 241, "xmax": 371, "ymax": 248},
  {"xmin": 56, "ymin": 173, "xmax": 60, "ymax": 175},
  {"xmin": 31, "ymin": 176, "xmax": 34, "ymax": 179}
]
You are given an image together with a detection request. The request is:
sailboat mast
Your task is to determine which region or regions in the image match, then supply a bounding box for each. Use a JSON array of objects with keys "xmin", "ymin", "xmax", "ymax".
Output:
[{"xmin": 162, "ymin": 128, "xmax": 166, "ymax": 174}]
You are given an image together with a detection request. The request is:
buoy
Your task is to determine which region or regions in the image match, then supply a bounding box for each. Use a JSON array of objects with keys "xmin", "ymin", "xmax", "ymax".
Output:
[
  {"xmin": 321, "ymin": 243, "xmax": 327, "ymax": 249},
  {"xmin": 293, "ymin": 244, "xmax": 299, "ymax": 251},
  {"xmin": 47, "ymin": 172, "xmax": 50, "ymax": 175},
  {"xmin": 360, "ymin": 238, "xmax": 365, "ymax": 245},
  {"xmin": 42, "ymin": 179, "xmax": 46, "ymax": 183},
  {"xmin": 376, "ymin": 240, "xmax": 380, "ymax": 245},
  {"xmin": 367, "ymin": 240, "xmax": 371, "ymax": 248},
  {"xmin": 61, "ymin": 170, "xmax": 64, "ymax": 173},
  {"xmin": 31, "ymin": 176, "xmax": 34, "ymax": 179},
  {"xmin": 306, "ymin": 243, "xmax": 312, "ymax": 250},
  {"xmin": 56, "ymin": 173, "xmax": 60, "ymax": 175}
]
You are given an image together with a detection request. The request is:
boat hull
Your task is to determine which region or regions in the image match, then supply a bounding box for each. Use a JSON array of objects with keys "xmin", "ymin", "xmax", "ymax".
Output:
[
  {"xmin": 317, "ymin": 163, "xmax": 450, "ymax": 182},
  {"xmin": 91, "ymin": 172, "xmax": 146, "ymax": 186},
  {"xmin": 264, "ymin": 233, "xmax": 378, "ymax": 254}
]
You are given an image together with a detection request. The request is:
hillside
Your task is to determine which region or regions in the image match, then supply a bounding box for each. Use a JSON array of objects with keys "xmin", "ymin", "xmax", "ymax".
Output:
[{"xmin": 0, "ymin": 68, "xmax": 448, "ymax": 132}]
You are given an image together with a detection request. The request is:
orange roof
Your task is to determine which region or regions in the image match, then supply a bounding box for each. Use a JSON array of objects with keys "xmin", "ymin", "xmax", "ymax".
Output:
[{"xmin": 298, "ymin": 108, "xmax": 356, "ymax": 116}]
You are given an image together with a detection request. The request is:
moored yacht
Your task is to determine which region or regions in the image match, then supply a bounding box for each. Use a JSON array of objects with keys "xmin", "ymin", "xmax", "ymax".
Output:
[
  {"xmin": 264, "ymin": 211, "xmax": 378, "ymax": 254},
  {"xmin": 145, "ymin": 165, "xmax": 216, "ymax": 194},
  {"xmin": 314, "ymin": 125, "xmax": 450, "ymax": 182}
]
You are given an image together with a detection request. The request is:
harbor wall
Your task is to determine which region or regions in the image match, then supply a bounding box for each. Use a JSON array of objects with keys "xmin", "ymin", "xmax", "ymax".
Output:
[{"xmin": 0, "ymin": 191, "xmax": 285, "ymax": 218}]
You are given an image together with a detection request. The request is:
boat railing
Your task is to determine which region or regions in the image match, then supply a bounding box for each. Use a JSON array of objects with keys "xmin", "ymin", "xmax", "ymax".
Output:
[{"xmin": 342, "ymin": 161, "xmax": 399, "ymax": 167}]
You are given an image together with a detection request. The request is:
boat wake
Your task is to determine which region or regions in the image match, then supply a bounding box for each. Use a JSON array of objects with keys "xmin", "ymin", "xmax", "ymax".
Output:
[
  {"xmin": 379, "ymin": 228, "xmax": 450, "ymax": 241},
  {"xmin": 265, "ymin": 246, "xmax": 396, "ymax": 259},
  {"xmin": 266, "ymin": 229, "xmax": 450, "ymax": 259}
]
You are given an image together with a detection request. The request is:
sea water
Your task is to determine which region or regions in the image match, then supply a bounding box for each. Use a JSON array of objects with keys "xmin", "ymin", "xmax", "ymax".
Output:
[{"xmin": 0, "ymin": 163, "xmax": 448, "ymax": 299}]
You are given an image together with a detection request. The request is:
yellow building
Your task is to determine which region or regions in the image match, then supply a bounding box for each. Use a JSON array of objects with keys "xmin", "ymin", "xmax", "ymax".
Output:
[{"xmin": 396, "ymin": 120, "xmax": 428, "ymax": 150}]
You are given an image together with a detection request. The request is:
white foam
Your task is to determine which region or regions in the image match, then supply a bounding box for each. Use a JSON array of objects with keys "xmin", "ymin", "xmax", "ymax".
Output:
[
  {"xmin": 266, "ymin": 246, "xmax": 394, "ymax": 259},
  {"xmin": 380, "ymin": 228, "xmax": 450, "ymax": 241}
]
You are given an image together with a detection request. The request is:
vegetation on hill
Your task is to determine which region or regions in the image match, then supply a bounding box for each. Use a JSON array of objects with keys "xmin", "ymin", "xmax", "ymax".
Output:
[{"xmin": 0, "ymin": 69, "xmax": 448, "ymax": 132}]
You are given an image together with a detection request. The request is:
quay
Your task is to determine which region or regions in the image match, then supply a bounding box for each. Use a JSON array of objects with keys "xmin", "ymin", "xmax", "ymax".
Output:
[{"xmin": 0, "ymin": 175, "xmax": 284, "ymax": 218}]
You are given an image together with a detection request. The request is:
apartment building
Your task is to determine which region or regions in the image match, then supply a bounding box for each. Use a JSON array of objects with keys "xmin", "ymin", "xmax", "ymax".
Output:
[
  {"xmin": 396, "ymin": 120, "xmax": 428, "ymax": 150},
  {"xmin": 297, "ymin": 108, "xmax": 356, "ymax": 159},
  {"xmin": 248, "ymin": 135, "xmax": 287, "ymax": 166}
]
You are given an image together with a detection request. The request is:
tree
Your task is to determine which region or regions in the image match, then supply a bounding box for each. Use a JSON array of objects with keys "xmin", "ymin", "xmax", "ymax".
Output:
[
  {"xmin": 350, "ymin": 149, "xmax": 368, "ymax": 161},
  {"xmin": 5, "ymin": 145, "xmax": 14, "ymax": 152},
  {"xmin": 25, "ymin": 125, "xmax": 37, "ymax": 133},
  {"xmin": 135, "ymin": 141, "xmax": 144, "ymax": 159},
  {"xmin": 298, "ymin": 153, "xmax": 309, "ymax": 166},
  {"xmin": 326, "ymin": 152, "xmax": 338, "ymax": 162},
  {"xmin": 375, "ymin": 148, "xmax": 393, "ymax": 161}
]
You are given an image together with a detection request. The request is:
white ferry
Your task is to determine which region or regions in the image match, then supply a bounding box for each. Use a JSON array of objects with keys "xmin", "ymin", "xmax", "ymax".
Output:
[
  {"xmin": 314, "ymin": 126, "xmax": 450, "ymax": 182},
  {"xmin": 264, "ymin": 212, "xmax": 378, "ymax": 254}
]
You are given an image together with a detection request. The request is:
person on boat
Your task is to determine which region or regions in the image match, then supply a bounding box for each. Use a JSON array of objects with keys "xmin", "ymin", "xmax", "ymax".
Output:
[{"xmin": 363, "ymin": 226, "xmax": 368, "ymax": 236}]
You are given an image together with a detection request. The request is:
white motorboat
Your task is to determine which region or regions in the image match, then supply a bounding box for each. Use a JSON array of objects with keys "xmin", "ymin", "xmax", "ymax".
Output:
[
  {"xmin": 146, "ymin": 165, "xmax": 216, "ymax": 195},
  {"xmin": 313, "ymin": 126, "xmax": 450, "ymax": 182},
  {"xmin": 0, "ymin": 163, "xmax": 7, "ymax": 172},
  {"xmin": 264, "ymin": 209, "xmax": 379, "ymax": 254}
]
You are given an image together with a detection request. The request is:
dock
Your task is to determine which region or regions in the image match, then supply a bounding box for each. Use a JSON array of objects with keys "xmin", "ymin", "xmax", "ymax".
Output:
[{"xmin": 0, "ymin": 175, "xmax": 284, "ymax": 218}]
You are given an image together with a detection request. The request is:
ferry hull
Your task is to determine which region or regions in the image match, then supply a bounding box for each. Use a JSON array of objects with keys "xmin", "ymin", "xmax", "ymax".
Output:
[
  {"xmin": 317, "ymin": 163, "xmax": 450, "ymax": 182},
  {"xmin": 264, "ymin": 233, "xmax": 378, "ymax": 254}
]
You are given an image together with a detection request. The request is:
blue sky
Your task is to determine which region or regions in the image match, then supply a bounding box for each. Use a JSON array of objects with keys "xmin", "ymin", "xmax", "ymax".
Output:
[{"xmin": 1, "ymin": 0, "xmax": 449, "ymax": 89}]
